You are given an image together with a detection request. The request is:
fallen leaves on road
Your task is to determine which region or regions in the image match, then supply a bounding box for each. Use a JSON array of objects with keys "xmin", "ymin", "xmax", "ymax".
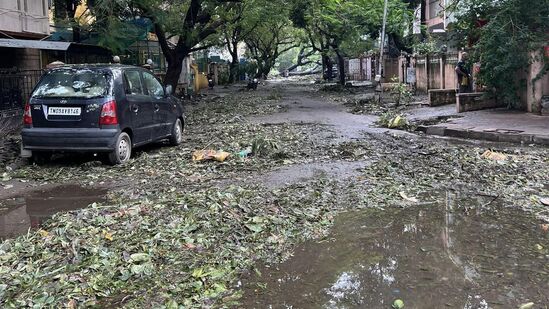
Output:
[
  {"xmin": 0, "ymin": 181, "xmax": 348, "ymax": 307},
  {"xmin": 1, "ymin": 84, "xmax": 549, "ymax": 308}
]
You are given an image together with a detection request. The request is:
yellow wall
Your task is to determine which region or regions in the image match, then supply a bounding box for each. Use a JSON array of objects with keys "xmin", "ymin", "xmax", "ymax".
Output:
[{"xmin": 191, "ymin": 64, "xmax": 209, "ymax": 92}]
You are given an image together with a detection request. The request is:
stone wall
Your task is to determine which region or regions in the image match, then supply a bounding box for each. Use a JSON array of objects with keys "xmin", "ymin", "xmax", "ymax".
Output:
[
  {"xmin": 429, "ymin": 89, "xmax": 457, "ymax": 106},
  {"xmin": 456, "ymin": 92, "xmax": 503, "ymax": 113}
]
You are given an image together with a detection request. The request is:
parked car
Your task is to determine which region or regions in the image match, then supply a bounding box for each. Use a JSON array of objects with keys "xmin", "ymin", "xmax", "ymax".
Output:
[{"xmin": 21, "ymin": 64, "xmax": 185, "ymax": 165}]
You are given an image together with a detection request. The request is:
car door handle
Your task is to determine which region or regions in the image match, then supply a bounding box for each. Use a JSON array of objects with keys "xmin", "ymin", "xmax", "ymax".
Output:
[
  {"xmin": 154, "ymin": 104, "xmax": 160, "ymax": 112},
  {"xmin": 131, "ymin": 105, "xmax": 139, "ymax": 113}
]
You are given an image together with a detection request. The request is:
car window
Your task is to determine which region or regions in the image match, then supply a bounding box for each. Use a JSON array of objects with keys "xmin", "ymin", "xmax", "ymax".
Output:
[
  {"xmin": 32, "ymin": 69, "xmax": 108, "ymax": 98},
  {"xmin": 142, "ymin": 72, "xmax": 164, "ymax": 97},
  {"xmin": 124, "ymin": 71, "xmax": 144, "ymax": 95}
]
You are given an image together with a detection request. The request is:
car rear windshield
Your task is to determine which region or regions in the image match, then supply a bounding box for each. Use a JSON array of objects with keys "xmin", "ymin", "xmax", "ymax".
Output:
[{"xmin": 32, "ymin": 69, "xmax": 109, "ymax": 99}]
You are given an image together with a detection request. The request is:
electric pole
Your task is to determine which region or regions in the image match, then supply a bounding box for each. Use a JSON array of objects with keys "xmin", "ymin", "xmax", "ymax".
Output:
[{"xmin": 377, "ymin": 0, "xmax": 389, "ymax": 82}]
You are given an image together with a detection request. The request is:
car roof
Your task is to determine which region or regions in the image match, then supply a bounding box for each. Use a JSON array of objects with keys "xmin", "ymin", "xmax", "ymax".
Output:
[{"xmin": 49, "ymin": 64, "xmax": 145, "ymax": 71}]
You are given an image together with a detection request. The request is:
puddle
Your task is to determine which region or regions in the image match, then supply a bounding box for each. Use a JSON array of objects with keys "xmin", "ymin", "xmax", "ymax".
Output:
[
  {"xmin": 241, "ymin": 192, "xmax": 549, "ymax": 308},
  {"xmin": 0, "ymin": 185, "xmax": 107, "ymax": 239}
]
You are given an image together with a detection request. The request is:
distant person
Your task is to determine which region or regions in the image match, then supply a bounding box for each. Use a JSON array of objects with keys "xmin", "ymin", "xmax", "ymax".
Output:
[
  {"xmin": 112, "ymin": 56, "xmax": 121, "ymax": 64},
  {"xmin": 455, "ymin": 52, "xmax": 471, "ymax": 93}
]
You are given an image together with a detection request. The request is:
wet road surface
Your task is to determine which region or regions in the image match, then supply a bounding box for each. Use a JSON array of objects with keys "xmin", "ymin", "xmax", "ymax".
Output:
[
  {"xmin": 0, "ymin": 185, "xmax": 107, "ymax": 239},
  {"xmin": 241, "ymin": 191, "xmax": 549, "ymax": 308}
]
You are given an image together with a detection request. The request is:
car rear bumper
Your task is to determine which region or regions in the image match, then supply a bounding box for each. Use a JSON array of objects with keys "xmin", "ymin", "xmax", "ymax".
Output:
[{"xmin": 22, "ymin": 128, "xmax": 119, "ymax": 152}]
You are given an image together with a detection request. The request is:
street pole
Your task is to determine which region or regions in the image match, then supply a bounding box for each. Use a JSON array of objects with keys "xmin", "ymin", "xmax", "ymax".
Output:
[{"xmin": 377, "ymin": 0, "xmax": 389, "ymax": 82}]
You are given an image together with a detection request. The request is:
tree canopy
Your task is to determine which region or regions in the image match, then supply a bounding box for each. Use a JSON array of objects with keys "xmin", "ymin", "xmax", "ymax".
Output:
[
  {"xmin": 65, "ymin": 0, "xmax": 414, "ymax": 85},
  {"xmin": 449, "ymin": 0, "xmax": 549, "ymax": 107},
  {"xmin": 290, "ymin": 0, "xmax": 410, "ymax": 84}
]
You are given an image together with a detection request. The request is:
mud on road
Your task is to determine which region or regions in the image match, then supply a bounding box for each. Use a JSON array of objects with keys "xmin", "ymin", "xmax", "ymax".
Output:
[{"xmin": 0, "ymin": 81, "xmax": 548, "ymax": 308}]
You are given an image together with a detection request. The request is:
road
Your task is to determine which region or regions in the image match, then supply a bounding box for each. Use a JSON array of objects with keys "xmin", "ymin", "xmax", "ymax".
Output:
[{"xmin": 0, "ymin": 80, "xmax": 548, "ymax": 308}]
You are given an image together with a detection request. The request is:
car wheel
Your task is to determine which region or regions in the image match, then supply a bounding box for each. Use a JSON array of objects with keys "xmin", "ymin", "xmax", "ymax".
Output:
[
  {"xmin": 107, "ymin": 132, "xmax": 132, "ymax": 165},
  {"xmin": 169, "ymin": 118, "xmax": 183, "ymax": 146},
  {"xmin": 32, "ymin": 152, "xmax": 51, "ymax": 165}
]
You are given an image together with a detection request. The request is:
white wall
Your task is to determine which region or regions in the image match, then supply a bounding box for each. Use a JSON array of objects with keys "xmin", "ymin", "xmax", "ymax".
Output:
[{"xmin": 0, "ymin": 0, "xmax": 49, "ymax": 36}]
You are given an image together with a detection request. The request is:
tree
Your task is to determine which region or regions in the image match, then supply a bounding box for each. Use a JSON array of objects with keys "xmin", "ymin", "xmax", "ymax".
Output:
[
  {"xmin": 220, "ymin": 1, "xmax": 260, "ymax": 82},
  {"xmin": 449, "ymin": 0, "xmax": 549, "ymax": 107},
  {"xmin": 94, "ymin": 0, "xmax": 242, "ymax": 88},
  {"xmin": 290, "ymin": 0, "xmax": 410, "ymax": 85},
  {"xmin": 53, "ymin": 0, "xmax": 83, "ymax": 42},
  {"xmin": 282, "ymin": 46, "xmax": 319, "ymax": 73},
  {"xmin": 245, "ymin": 22, "xmax": 298, "ymax": 78},
  {"xmin": 243, "ymin": 0, "xmax": 298, "ymax": 79}
]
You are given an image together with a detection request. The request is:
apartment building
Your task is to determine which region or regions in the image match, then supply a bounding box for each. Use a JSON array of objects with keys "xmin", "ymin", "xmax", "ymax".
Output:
[
  {"xmin": 0, "ymin": 0, "xmax": 51, "ymax": 70},
  {"xmin": 425, "ymin": 0, "xmax": 455, "ymax": 33},
  {"xmin": 0, "ymin": 0, "xmax": 50, "ymax": 38}
]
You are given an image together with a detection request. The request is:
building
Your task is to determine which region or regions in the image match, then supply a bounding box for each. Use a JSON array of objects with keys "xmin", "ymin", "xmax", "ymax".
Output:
[
  {"xmin": 424, "ymin": 0, "xmax": 455, "ymax": 34},
  {"xmin": 0, "ymin": 0, "xmax": 50, "ymax": 70},
  {"xmin": 0, "ymin": 0, "xmax": 49, "ymax": 38},
  {"xmin": 0, "ymin": 1, "xmax": 111, "ymax": 118}
]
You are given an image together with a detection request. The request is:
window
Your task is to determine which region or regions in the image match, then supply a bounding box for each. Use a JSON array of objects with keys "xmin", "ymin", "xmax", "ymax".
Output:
[
  {"xmin": 142, "ymin": 72, "xmax": 164, "ymax": 97},
  {"xmin": 124, "ymin": 71, "xmax": 144, "ymax": 95},
  {"xmin": 429, "ymin": 0, "xmax": 442, "ymax": 19},
  {"xmin": 32, "ymin": 69, "xmax": 108, "ymax": 99}
]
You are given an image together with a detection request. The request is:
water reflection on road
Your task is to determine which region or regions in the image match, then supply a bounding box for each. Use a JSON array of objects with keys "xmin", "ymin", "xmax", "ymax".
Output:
[
  {"xmin": 241, "ymin": 192, "xmax": 549, "ymax": 308},
  {"xmin": 0, "ymin": 185, "xmax": 107, "ymax": 239}
]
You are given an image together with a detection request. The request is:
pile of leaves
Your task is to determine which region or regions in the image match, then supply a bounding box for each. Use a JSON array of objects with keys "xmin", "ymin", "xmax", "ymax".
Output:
[
  {"xmin": 2, "ymin": 83, "xmax": 549, "ymax": 308},
  {"xmin": 8, "ymin": 89, "xmax": 332, "ymax": 190},
  {"xmin": 0, "ymin": 87, "xmax": 348, "ymax": 307},
  {"xmin": 377, "ymin": 113, "xmax": 410, "ymax": 129},
  {"xmin": 0, "ymin": 180, "xmax": 350, "ymax": 307},
  {"xmin": 340, "ymin": 133, "xmax": 549, "ymax": 214}
]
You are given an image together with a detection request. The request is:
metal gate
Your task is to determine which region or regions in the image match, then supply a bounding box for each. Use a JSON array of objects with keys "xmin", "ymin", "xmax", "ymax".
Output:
[{"xmin": 0, "ymin": 69, "xmax": 43, "ymax": 112}]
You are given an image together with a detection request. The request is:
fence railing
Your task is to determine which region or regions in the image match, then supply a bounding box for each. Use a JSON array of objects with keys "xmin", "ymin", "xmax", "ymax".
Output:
[{"xmin": 0, "ymin": 69, "xmax": 44, "ymax": 112}]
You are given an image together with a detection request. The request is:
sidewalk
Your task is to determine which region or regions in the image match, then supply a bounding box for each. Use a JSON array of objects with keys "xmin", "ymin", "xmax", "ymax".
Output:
[{"xmin": 417, "ymin": 108, "xmax": 549, "ymax": 145}]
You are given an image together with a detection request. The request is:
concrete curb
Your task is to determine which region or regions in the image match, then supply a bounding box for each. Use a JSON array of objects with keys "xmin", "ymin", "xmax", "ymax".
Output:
[{"xmin": 418, "ymin": 125, "xmax": 549, "ymax": 146}]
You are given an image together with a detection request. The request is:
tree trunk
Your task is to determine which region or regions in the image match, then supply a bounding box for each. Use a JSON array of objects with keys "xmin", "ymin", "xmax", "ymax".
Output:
[
  {"xmin": 164, "ymin": 55, "xmax": 184, "ymax": 90},
  {"xmin": 73, "ymin": 25, "xmax": 81, "ymax": 43},
  {"xmin": 229, "ymin": 49, "xmax": 239, "ymax": 83},
  {"xmin": 336, "ymin": 52, "xmax": 345, "ymax": 85},
  {"xmin": 230, "ymin": 59, "xmax": 239, "ymax": 83},
  {"xmin": 323, "ymin": 55, "xmax": 333, "ymax": 81},
  {"xmin": 321, "ymin": 55, "xmax": 326, "ymax": 79},
  {"xmin": 259, "ymin": 65, "xmax": 271, "ymax": 79},
  {"xmin": 255, "ymin": 57, "xmax": 272, "ymax": 79}
]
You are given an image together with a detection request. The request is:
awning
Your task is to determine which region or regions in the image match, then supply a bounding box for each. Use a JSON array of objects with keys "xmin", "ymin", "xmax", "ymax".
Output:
[{"xmin": 0, "ymin": 39, "xmax": 71, "ymax": 51}]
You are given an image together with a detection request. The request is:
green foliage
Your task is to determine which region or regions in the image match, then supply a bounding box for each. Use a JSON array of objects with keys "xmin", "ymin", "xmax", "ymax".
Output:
[
  {"xmin": 412, "ymin": 38, "xmax": 438, "ymax": 55},
  {"xmin": 389, "ymin": 77, "xmax": 413, "ymax": 106},
  {"xmin": 377, "ymin": 112, "xmax": 409, "ymax": 129},
  {"xmin": 450, "ymin": 0, "xmax": 549, "ymax": 108},
  {"xmin": 251, "ymin": 137, "xmax": 280, "ymax": 157},
  {"xmin": 290, "ymin": 0, "xmax": 411, "ymax": 83},
  {"xmin": 275, "ymin": 47, "xmax": 301, "ymax": 71},
  {"xmin": 241, "ymin": 60, "xmax": 259, "ymax": 77},
  {"xmin": 218, "ymin": 70, "xmax": 230, "ymax": 85},
  {"xmin": 243, "ymin": 0, "xmax": 299, "ymax": 78}
]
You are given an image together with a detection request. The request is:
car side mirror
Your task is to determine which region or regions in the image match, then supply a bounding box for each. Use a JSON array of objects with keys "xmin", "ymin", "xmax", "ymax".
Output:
[{"xmin": 165, "ymin": 85, "xmax": 173, "ymax": 96}]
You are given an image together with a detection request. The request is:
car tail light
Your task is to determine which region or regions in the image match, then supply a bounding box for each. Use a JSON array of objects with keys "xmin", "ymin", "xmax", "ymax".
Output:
[
  {"xmin": 23, "ymin": 102, "xmax": 32, "ymax": 125},
  {"xmin": 99, "ymin": 100, "xmax": 118, "ymax": 125}
]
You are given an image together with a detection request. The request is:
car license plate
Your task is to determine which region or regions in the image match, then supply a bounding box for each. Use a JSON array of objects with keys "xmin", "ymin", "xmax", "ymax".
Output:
[{"xmin": 48, "ymin": 107, "xmax": 81, "ymax": 116}]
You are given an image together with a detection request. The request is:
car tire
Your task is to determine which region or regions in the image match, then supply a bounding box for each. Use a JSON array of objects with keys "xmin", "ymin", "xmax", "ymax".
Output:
[
  {"xmin": 107, "ymin": 132, "xmax": 132, "ymax": 165},
  {"xmin": 32, "ymin": 152, "xmax": 51, "ymax": 165},
  {"xmin": 169, "ymin": 118, "xmax": 183, "ymax": 146}
]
